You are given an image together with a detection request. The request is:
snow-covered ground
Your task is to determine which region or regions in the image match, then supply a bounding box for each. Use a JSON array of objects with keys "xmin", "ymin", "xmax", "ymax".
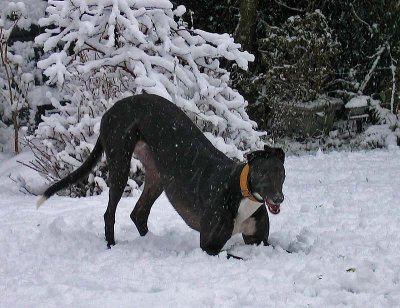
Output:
[{"xmin": 1, "ymin": 149, "xmax": 399, "ymax": 307}]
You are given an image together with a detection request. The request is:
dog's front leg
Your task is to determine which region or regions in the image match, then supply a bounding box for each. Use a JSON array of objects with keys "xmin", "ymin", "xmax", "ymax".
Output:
[
  {"xmin": 242, "ymin": 205, "xmax": 270, "ymax": 246},
  {"xmin": 200, "ymin": 211, "xmax": 234, "ymax": 256}
]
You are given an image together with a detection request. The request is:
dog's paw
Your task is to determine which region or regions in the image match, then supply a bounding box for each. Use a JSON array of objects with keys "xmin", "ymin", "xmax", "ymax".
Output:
[{"xmin": 106, "ymin": 239, "xmax": 116, "ymax": 249}]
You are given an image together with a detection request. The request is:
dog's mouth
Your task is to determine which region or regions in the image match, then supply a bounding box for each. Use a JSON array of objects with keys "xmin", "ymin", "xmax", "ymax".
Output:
[{"xmin": 265, "ymin": 199, "xmax": 281, "ymax": 215}]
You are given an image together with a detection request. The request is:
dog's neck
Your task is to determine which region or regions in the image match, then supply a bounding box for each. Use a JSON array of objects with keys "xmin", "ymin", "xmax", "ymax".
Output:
[
  {"xmin": 239, "ymin": 163, "xmax": 263, "ymax": 203},
  {"xmin": 231, "ymin": 163, "xmax": 264, "ymax": 233}
]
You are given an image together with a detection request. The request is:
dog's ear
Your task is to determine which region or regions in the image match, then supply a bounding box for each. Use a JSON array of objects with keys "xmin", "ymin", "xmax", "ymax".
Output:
[
  {"xmin": 247, "ymin": 146, "xmax": 285, "ymax": 164},
  {"xmin": 274, "ymin": 148, "xmax": 285, "ymax": 164},
  {"xmin": 263, "ymin": 144, "xmax": 273, "ymax": 152},
  {"xmin": 246, "ymin": 150, "xmax": 268, "ymax": 163},
  {"xmin": 264, "ymin": 145, "xmax": 285, "ymax": 164}
]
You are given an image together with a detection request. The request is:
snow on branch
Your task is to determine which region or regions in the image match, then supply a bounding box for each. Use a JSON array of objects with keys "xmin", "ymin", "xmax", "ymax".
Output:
[
  {"xmin": 358, "ymin": 43, "xmax": 387, "ymax": 94},
  {"xmin": 388, "ymin": 44, "xmax": 397, "ymax": 114}
]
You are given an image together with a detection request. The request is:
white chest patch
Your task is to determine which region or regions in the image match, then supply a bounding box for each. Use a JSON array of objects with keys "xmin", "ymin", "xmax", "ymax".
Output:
[{"xmin": 232, "ymin": 198, "xmax": 263, "ymax": 235}]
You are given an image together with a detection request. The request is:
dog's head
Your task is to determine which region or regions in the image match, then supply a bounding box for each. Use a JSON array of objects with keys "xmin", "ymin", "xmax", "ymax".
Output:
[{"xmin": 246, "ymin": 145, "xmax": 285, "ymax": 214}]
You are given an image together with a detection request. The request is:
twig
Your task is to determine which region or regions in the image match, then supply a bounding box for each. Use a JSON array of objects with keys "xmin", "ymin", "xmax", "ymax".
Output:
[
  {"xmin": 8, "ymin": 174, "xmax": 38, "ymax": 196},
  {"xmin": 273, "ymin": 0, "xmax": 305, "ymax": 13},
  {"xmin": 350, "ymin": 4, "xmax": 373, "ymax": 33}
]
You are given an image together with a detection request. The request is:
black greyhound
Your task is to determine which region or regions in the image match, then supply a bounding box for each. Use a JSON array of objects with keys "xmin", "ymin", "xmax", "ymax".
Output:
[{"xmin": 38, "ymin": 94, "xmax": 285, "ymax": 255}]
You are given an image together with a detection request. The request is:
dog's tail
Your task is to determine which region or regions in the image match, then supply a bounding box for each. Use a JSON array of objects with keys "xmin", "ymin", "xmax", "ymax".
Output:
[{"xmin": 37, "ymin": 138, "xmax": 104, "ymax": 208}]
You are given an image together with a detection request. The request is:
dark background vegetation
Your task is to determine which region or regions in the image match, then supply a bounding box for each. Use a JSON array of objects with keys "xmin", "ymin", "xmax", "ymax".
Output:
[
  {"xmin": 2, "ymin": 0, "xmax": 400, "ymax": 152},
  {"xmin": 176, "ymin": 0, "xmax": 400, "ymax": 143}
]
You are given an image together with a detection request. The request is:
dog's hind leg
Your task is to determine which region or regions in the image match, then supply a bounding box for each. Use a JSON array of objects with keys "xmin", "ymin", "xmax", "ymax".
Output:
[
  {"xmin": 103, "ymin": 138, "xmax": 134, "ymax": 248},
  {"xmin": 130, "ymin": 172, "xmax": 163, "ymax": 236},
  {"xmin": 130, "ymin": 141, "xmax": 163, "ymax": 236}
]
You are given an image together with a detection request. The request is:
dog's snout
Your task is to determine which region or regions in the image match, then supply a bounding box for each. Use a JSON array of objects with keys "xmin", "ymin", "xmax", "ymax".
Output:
[{"xmin": 273, "ymin": 193, "xmax": 284, "ymax": 204}]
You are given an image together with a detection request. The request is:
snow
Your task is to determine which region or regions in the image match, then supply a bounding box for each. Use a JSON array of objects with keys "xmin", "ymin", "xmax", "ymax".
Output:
[
  {"xmin": 345, "ymin": 95, "xmax": 373, "ymax": 109},
  {"xmin": 278, "ymin": 96, "xmax": 343, "ymax": 110},
  {"xmin": 173, "ymin": 5, "xmax": 186, "ymax": 17},
  {"xmin": 1, "ymin": 148, "xmax": 400, "ymax": 307}
]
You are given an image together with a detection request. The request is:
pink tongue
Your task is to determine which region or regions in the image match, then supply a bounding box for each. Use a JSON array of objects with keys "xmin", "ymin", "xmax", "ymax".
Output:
[{"xmin": 266, "ymin": 200, "xmax": 280, "ymax": 214}]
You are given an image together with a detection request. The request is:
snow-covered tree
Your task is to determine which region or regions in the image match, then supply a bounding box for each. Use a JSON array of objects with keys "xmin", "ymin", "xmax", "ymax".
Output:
[{"xmin": 29, "ymin": 0, "xmax": 262, "ymax": 196}]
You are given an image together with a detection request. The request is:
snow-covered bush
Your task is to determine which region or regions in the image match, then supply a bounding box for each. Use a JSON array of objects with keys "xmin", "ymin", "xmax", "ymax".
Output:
[
  {"xmin": 0, "ymin": 2, "xmax": 33, "ymax": 153},
  {"xmin": 0, "ymin": 0, "xmax": 49, "ymax": 153},
  {"xmin": 30, "ymin": 0, "xmax": 262, "ymax": 196},
  {"xmin": 362, "ymin": 98, "xmax": 400, "ymax": 148}
]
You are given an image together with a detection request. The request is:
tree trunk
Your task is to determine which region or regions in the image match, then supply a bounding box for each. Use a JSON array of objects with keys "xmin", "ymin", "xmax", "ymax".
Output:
[{"xmin": 235, "ymin": 0, "xmax": 259, "ymax": 53}]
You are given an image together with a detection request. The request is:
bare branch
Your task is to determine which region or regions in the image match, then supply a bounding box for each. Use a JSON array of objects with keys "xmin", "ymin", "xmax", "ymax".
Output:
[
  {"xmin": 274, "ymin": 0, "xmax": 305, "ymax": 13},
  {"xmin": 350, "ymin": 4, "xmax": 373, "ymax": 33},
  {"xmin": 358, "ymin": 44, "xmax": 387, "ymax": 94},
  {"xmin": 387, "ymin": 44, "xmax": 397, "ymax": 114}
]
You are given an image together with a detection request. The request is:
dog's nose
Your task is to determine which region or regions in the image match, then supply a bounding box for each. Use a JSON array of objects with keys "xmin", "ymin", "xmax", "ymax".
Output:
[{"xmin": 273, "ymin": 193, "xmax": 284, "ymax": 204}]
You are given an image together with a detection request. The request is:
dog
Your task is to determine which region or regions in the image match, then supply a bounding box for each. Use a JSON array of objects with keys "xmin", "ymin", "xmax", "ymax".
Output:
[{"xmin": 38, "ymin": 93, "xmax": 285, "ymax": 255}]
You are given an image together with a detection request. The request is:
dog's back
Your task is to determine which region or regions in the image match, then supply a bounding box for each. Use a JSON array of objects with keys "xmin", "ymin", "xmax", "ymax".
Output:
[{"xmin": 104, "ymin": 94, "xmax": 228, "ymax": 169}]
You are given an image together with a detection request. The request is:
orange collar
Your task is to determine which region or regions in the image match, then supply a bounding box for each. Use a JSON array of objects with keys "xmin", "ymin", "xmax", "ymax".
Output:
[{"xmin": 240, "ymin": 164, "xmax": 262, "ymax": 203}]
